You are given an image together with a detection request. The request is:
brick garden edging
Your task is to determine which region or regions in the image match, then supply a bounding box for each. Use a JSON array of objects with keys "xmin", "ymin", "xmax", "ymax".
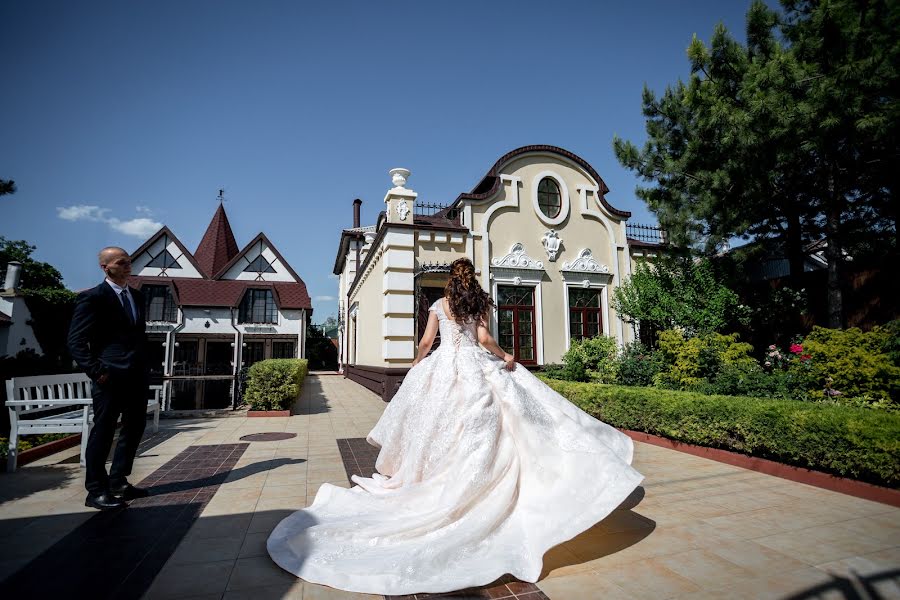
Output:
[
  {"xmin": 247, "ymin": 410, "xmax": 291, "ymax": 417},
  {"xmin": 622, "ymin": 429, "xmax": 900, "ymax": 508},
  {"xmin": 6, "ymin": 433, "xmax": 82, "ymax": 470}
]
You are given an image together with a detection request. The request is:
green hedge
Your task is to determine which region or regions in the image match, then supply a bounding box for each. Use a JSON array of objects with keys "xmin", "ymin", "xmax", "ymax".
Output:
[
  {"xmin": 540, "ymin": 377, "xmax": 900, "ymax": 487},
  {"xmin": 243, "ymin": 359, "xmax": 308, "ymax": 411}
]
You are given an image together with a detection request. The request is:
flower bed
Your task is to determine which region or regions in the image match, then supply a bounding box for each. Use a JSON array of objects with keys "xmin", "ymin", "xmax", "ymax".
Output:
[{"xmin": 541, "ymin": 377, "xmax": 900, "ymax": 488}]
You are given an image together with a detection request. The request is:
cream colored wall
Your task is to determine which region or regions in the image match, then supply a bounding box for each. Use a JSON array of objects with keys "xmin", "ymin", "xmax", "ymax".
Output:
[
  {"xmin": 415, "ymin": 237, "xmax": 466, "ymax": 267},
  {"xmin": 350, "ymin": 248, "xmax": 386, "ymax": 366},
  {"xmin": 464, "ymin": 153, "xmax": 629, "ymax": 362}
]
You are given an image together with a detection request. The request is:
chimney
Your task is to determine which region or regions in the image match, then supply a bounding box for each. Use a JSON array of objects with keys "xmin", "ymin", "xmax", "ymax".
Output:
[
  {"xmin": 3, "ymin": 261, "xmax": 22, "ymax": 291},
  {"xmin": 353, "ymin": 199, "xmax": 362, "ymax": 228}
]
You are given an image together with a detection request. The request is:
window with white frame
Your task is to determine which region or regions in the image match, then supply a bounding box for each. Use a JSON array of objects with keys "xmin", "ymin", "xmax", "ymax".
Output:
[{"xmin": 568, "ymin": 287, "xmax": 603, "ymax": 341}]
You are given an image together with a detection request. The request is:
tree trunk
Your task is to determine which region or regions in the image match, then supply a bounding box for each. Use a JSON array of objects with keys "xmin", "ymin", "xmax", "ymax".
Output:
[
  {"xmin": 825, "ymin": 202, "xmax": 843, "ymax": 329},
  {"xmin": 785, "ymin": 209, "xmax": 805, "ymax": 279}
]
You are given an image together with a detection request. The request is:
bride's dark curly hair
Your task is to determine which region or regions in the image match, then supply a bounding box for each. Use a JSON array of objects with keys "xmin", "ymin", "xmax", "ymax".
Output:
[{"xmin": 445, "ymin": 258, "xmax": 494, "ymax": 323}]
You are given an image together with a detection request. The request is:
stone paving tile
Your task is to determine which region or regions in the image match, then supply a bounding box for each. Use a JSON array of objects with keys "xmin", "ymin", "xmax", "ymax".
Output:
[
  {"xmin": 2, "ymin": 443, "xmax": 247, "ymax": 599},
  {"xmin": 2, "ymin": 374, "xmax": 899, "ymax": 600}
]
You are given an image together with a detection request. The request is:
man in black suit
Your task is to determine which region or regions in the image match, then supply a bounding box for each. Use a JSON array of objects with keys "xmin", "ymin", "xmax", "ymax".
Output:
[{"xmin": 68, "ymin": 246, "xmax": 151, "ymax": 510}]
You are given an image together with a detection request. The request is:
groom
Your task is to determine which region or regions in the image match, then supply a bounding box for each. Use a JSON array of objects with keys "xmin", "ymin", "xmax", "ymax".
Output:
[{"xmin": 68, "ymin": 246, "xmax": 151, "ymax": 510}]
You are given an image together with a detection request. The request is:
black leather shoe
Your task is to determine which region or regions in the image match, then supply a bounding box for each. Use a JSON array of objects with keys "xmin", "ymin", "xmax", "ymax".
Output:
[
  {"xmin": 85, "ymin": 492, "xmax": 126, "ymax": 510},
  {"xmin": 110, "ymin": 483, "xmax": 149, "ymax": 500}
]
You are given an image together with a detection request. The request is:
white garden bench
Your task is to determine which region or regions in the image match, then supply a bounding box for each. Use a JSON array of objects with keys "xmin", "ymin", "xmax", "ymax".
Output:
[{"xmin": 5, "ymin": 373, "xmax": 162, "ymax": 472}]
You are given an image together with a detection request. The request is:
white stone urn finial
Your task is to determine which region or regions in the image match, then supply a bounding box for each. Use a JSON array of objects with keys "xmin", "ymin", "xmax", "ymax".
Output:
[{"xmin": 390, "ymin": 168, "xmax": 410, "ymax": 188}]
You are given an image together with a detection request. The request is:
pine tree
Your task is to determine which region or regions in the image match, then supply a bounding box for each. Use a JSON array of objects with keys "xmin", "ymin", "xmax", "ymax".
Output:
[{"xmin": 614, "ymin": 0, "xmax": 898, "ymax": 327}]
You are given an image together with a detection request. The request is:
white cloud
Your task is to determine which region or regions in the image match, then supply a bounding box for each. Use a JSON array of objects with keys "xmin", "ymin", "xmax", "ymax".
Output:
[
  {"xmin": 109, "ymin": 217, "xmax": 163, "ymax": 238},
  {"xmin": 313, "ymin": 295, "xmax": 336, "ymax": 302},
  {"xmin": 135, "ymin": 205, "xmax": 153, "ymax": 215},
  {"xmin": 57, "ymin": 205, "xmax": 109, "ymax": 221},
  {"xmin": 56, "ymin": 205, "xmax": 162, "ymax": 238}
]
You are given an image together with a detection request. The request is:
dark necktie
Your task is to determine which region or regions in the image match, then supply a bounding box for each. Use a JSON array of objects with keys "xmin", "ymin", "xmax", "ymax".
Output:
[{"xmin": 120, "ymin": 290, "xmax": 135, "ymax": 324}]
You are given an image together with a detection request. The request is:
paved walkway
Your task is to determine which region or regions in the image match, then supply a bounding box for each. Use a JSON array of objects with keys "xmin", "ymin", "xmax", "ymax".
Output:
[{"xmin": 0, "ymin": 374, "xmax": 897, "ymax": 599}]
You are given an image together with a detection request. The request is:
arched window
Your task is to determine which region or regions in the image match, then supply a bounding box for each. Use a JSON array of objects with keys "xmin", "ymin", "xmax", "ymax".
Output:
[{"xmin": 537, "ymin": 178, "xmax": 561, "ymax": 219}]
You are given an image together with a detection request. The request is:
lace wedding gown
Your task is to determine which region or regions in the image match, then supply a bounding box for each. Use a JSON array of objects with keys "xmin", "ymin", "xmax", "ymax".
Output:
[{"xmin": 268, "ymin": 299, "xmax": 643, "ymax": 594}]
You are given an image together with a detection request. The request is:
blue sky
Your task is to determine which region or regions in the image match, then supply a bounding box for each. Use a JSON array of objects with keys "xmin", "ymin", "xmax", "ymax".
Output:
[{"xmin": 1, "ymin": 0, "xmax": 759, "ymax": 322}]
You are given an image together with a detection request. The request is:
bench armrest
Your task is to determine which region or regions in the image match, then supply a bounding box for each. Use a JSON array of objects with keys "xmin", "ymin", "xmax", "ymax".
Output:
[{"xmin": 6, "ymin": 399, "xmax": 92, "ymax": 407}]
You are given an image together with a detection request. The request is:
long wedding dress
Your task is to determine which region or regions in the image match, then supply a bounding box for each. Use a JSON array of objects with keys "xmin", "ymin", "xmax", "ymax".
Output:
[{"xmin": 267, "ymin": 299, "xmax": 644, "ymax": 594}]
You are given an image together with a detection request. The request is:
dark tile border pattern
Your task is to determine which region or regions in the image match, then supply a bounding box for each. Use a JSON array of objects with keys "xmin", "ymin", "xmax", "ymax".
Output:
[
  {"xmin": 0, "ymin": 443, "xmax": 248, "ymax": 599},
  {"xmin": 335, "ymin": 438, "xmax": 546, "ymax": 600}
]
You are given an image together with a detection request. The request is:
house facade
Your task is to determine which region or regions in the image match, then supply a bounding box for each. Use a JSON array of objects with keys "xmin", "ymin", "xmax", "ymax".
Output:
[
  {"xmin": 128, "ymin": 202, "xmax": 312, "ymax": 410},
  {"xmin": 0, "ymin": 262, "xmax": 44, "ymax": 358},
  {"xmin": 334, "ymin": 145, "xmax": 665, "ymax": 400}
]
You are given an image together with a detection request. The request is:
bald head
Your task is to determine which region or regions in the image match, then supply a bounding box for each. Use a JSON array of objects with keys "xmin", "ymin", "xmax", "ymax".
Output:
[
  {"xmin": 99, "ymin": 247, "xmax": 132, "ymax": 285},
  {"xmin": 98, "ymin": 246, "xmax": 129, "ymax": 266}
]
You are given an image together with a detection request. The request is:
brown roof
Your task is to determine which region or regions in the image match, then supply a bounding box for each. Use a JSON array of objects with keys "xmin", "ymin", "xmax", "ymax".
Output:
[
  {"xmin": 453, "ymin": 145, "xmax": 631, "ymax": 218},
  {"xmin": 0, "ymin": 310, "xmax": 10, "ymax": 325},
  {"xmin": 129, "ymin": 277, "xmax": 312, "ymax": 310},
  {"xmin": 412, "ymin": 214, "xmax": 468, "ymax": 231},
  {"xmin": 626, "ymin": 238, "xmax": 668, "ymax": 248},
  {"xmin": 194, "ymin": 203, "xmax": 239, "ymax": 277}
]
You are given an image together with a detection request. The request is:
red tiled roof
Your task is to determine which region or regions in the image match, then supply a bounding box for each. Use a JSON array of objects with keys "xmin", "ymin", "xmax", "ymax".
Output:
[
  {"xmin": 194, "ymin": 203, "xmax": 239, "ymax": 277},
  {"xmin": 128, "ymin": 277, "xmax": 312, "ymax": 310}
]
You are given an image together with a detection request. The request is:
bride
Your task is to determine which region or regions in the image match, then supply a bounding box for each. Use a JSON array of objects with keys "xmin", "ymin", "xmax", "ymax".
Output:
[{"xmin": 268, "ymin": 258, "xmax": 643, "ymax": 594}]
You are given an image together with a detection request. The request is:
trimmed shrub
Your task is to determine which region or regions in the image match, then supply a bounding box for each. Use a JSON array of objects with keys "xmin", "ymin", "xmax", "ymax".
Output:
[
  {"xmin": 789, "ymin": 326, "xmax": 900, "ymax": 408},
  {"xmin": 615, "ymin": 341, "xmax": 663, "ymax": 387},
  {"xmin": 563, "ymin": 336, "xmax": 618, "ymax": 383},
  {"xmin": 243, "ymin": 359, "xmax": 308, "ymax": 411},
  {"xmin": 540, "ymin": 378, "xmax": 900, "ymax": 487},
  {"xmin": 654, "ymin": 329, "xmax": 756, "ymax": 390}
]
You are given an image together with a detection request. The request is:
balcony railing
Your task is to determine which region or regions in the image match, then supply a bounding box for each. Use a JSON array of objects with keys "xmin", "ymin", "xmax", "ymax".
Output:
[
  {"xmin": 414, "ymin": 202, "xmax": 461, "ymax": 222},
  {"xmin": 626, "ymin": 223, "xmax": 668, "ymax": 245}
]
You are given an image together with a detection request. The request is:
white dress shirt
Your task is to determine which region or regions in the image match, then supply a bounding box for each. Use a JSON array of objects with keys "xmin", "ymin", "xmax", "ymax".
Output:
[{"xmin": 106, "ymin": 278, "xmax": 137, "ymax": 322}]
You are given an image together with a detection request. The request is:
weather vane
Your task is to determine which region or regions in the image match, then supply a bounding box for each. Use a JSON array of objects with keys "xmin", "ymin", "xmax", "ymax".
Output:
[{"xmin": 217, "ymin": 188, "xmax": 227, "ymax": 204}]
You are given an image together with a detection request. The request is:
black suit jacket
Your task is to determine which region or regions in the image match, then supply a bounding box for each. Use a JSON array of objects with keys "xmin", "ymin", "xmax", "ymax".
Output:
[{"xmin": 67, "ymin": 281, "xmax": 149, "ymax": 381}]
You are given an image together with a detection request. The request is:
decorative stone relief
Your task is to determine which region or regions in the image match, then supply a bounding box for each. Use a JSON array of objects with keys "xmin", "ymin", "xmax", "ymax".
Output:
[
  {"xmin": 541, "ymin": 229, "xmax": 562, "ymax": 261},
  {"xmin": 561, "ymin": 248, "xmax": 610, "ymax": 273},
  {"xmin": 491, "ymin": 243, "xmax": 544, "ymax": 269},
  {"xmin": 397, "ymin": 200, "xmax": 410, "ymax": 221}
]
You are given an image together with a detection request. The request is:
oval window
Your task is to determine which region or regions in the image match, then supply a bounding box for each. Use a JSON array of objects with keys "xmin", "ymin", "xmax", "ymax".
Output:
[{"xmin": 537, "ymin": 178, "xmax": 561, "ymax": 219}]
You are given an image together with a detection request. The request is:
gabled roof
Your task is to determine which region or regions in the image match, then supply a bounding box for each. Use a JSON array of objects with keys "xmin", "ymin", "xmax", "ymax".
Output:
[
  {"xmin": 129, "ymin": 276, "xmax": 312, "ymax": 310},
  {"xmin": 194, "ymin": 203, "xmax": 239, "ymax": 277},
  {"xmin": 453, "ymin": 145, "xmax": 630, "ymax": 218},
  {"xmin": 130, "ymin": 226, "xmax": 206, "ymax": 276},
  {"xmin": 333, "ymin": 226, "xmax": 372, "ymax": 275},
  {"xmin": 213, "ymin": 232, "xmax": 304, "ymax": 282}
]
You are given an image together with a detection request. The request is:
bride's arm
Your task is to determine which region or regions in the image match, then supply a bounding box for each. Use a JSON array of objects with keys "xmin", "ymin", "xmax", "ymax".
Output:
[
  {"xmin": 476, "ymin": 315, "xmax": 516, "ymax": 371},
  {"xmin": 412, "ymin": 311, "xmax": 439, "ymax": 366}
]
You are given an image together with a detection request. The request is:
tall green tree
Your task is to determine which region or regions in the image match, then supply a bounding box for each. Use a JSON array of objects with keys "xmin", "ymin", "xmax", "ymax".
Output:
[
  {"xmin": 0, "ymin": 238, "xmax": 75, "ymax": 366},
  {"xmin": 614, "ymin": 0, "xmax": 898, "ymax": 327},
  {"xmin": 0, "ymin": 237, "xmax": 66, "ymax": 291},
  {"xmin": 612, "ymin": 255, "xmax": 747, "ymax": 336}
]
